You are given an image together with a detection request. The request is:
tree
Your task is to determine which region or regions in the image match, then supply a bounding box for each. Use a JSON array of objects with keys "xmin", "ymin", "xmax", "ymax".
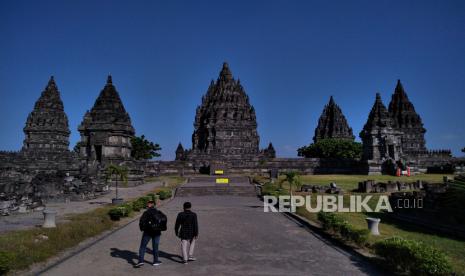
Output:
[
  {"xmin": 106, "ymin": 164, "xmax": 128, "ymax": 201},
  {"xmin": 130, "ymin": 135, "xmax": 161, "ymax": 160},
  {"xmin": 297, "ymin": 138, "xmax": 362, "ymax": 159},
  {"xmin": 283, "ymin": 171, "xmax": 300, "ymax": 212}
]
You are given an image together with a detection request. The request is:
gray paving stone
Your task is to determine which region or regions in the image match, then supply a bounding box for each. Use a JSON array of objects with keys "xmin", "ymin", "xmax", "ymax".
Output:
[{"xmin": 42, "ymin": 195, "xmax": 382, "ymax": 276}]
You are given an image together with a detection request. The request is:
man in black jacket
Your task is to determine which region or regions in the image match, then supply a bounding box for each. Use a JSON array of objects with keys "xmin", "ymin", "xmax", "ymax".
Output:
[
  {"xmin": 135, "ymin": 200, "xmax": 166, "ymax": 267},
  {"xmin": 175, "ymin": 201, "xmax": 198, "ymax": 264}
]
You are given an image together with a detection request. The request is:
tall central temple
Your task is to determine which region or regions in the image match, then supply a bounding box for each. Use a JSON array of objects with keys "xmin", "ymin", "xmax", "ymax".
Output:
[{"xmin": 176, "ymin": 63, "xmax": 275, "ymax": 169}]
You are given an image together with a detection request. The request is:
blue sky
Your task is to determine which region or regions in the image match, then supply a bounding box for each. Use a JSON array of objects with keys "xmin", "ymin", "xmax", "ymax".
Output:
[{"xmin": 0, "ymin": 0, "xmax": 464, "ymax": 160}]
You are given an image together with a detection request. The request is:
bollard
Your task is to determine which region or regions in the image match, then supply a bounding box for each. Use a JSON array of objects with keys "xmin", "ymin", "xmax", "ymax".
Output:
[
  {"xmin": 18, "ymin": 205, "xmax": 28, "ymax": 213},
  {"xmin": 42, "ymin": 209, "xmax": 57, "ymax": 228},
  {"xmin": 365, "ymin": 217, "xmax": 381, "ymax": 235}
]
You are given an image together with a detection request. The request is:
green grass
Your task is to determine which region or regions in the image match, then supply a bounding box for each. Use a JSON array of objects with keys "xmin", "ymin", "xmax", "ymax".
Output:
[
  {"xmin": 295, "ymin": 174, "xmax": 450, "ymax": 191},
  {"xmin": 0, "ymin": 205, "xmax": 116, "ymax": 273},
  {"xmin": 288, "ymin": 174, "xmax": 465, "ymax": 274},
  {"xmin": 298, "ymin": 210, "xmax": 465, "ymax": 274},
  {"xmin": 0, "ymin": 184, "xmax": 178, "ymax": 274},
  {"xmin": 260, "ymin": 174, "xmax": 449, "ymax": 194}
]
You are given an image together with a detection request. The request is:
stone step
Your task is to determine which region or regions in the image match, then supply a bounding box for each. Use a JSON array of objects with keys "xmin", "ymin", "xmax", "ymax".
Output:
[
  {"xmin": 188, "ymin": 176, "xmax": 250, "ymax": 184},
  {"xmin": 176, "ymin": 185, "xmax": 257, "ymax": 197}
]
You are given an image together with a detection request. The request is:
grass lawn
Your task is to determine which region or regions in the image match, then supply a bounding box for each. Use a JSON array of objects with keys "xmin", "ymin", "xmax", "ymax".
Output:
[
  {"xmin": 278, "ymin": 174, "xmax": 465, "ymax": 274},
  {"xmin": 0, "ymin": 184, "xmax": 178, "ymax": 274},
  {"xmin": 0, "ymin": 205, "xmax": 116, "ymax": 273},
  {"xmin": 296, "ymin": 207, "xmax": 465, "ymax": 274}
]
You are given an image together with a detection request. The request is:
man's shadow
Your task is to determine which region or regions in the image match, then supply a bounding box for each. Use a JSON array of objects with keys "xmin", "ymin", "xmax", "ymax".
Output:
[{"xmin": 110, "ymin": 248, "xmax": 184, "ymax": 265}]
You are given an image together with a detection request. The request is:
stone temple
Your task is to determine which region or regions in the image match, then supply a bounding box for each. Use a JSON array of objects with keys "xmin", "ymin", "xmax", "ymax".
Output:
[
  {"xmin": 313, "ymin": 96, "xmax": 354, "ymax": 143},
  {"xmin": 388, "ymin": 80, "xmax": 427, "ymax": 156},
  {"xmin": 360, "ymin": 93, "xmax": 403, "ymax": 173},
  {"xmin": 175, "ymin": 62, "xmax": 275, "ymax": 171},
  {"xmin": 78, "ymin": 76, "xmax": 135, "ymax": 163},
  {"xmin": 0, "ymin": 66, "xmax": 462, "ymax": 213},
  {"xmin": 23, "ymin": 76, "xmax": 71, "ymax": 152}
]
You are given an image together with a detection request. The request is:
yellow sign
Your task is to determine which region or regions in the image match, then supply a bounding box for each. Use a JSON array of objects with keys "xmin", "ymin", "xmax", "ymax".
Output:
[
  {"xmin": 216, "ymin": 178, "xmax": 229, "ymax": 184},
  {"xmin": 214, "ymin": 170, "xmax": 224, "ymax": 175}
]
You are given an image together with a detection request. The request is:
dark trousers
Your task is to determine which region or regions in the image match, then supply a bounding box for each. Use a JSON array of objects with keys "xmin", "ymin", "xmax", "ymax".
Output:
[{"xmin": 138, "ymin": 232, "xmax": 160, "ymax": 263}]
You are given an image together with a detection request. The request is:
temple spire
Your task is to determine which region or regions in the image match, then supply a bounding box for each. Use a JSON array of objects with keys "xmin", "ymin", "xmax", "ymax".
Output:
[
  {"xmin": 106, "ymin": 75, "xmax": 113, "ymax": 85},
  {"xmin": 190, "ymin": 62, "xmax": 260, "ymax": 158},
  {"xmin": 23, "ymin": 76, "xmax": 70, "ymax": 152},
  {"xmin": 313, "ymin": 96, "xmax": 354, "ymax": 143},
  {"xmin": 45, "ymin": 75, "xmax": 58, "ymax": 91},
  {"xmin": 394, "ymin": 79, "xmax": 407, "ymax": 97},
  {"xmin": 388, "ymin": 80, "xmax": 426, "ymax": 154},
  {"xmin": 328, "ymin": 95, "xmax": 335, "ymax": 105},
  {"xmin": 364, "ymin": 93, "xmax": 394, "ymax": 130},
  {"xmin": 78, "ymin": 76, "xmax": 134, "ymax": 162},
  {"xmin": 360, "ymin": 92, "xmax": 402, "ymax": 161},
  {"xmin": 219, "ymin": 62, "xmax": 233, "ymax": 81}
]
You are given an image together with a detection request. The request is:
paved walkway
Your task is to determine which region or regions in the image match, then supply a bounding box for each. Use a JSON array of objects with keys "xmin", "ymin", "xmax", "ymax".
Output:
[{"xmin": 42, "ymin": 195, "xmax": 381, "ymax": 276}]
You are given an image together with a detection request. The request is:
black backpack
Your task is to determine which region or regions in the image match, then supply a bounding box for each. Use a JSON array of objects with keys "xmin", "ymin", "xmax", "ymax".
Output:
[{"xmin": 145, "ymin": 210, "xmax": 167, "ymax": 232}]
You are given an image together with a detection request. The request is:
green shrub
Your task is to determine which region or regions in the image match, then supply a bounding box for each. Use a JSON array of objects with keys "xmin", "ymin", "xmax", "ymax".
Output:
[
  {"xmin": 132, "ymin": 199, "xmax": 144, "ymax": 211},
  {"xmin": 0, "ymin": 251, "xmax": 14, "ymax": 275},
  {"xmin": 317, "ymin": 212, "xmax": 345, "ymax": 231},
  {"xmin": 108, "ymin": 207, "xmax": 126, "ymax": 220},
  {"xmin": 157, "ymin": 189, "xmax": 172, "ymax": 200},
  {"xmin": 339, "ymin": 222, "xmax": 352, "ymax": 239},
  {"xmin": 261, "ymin": 183, "xmax": 289, "ymax": 197},
  {"xmin": 137, "ymin": 196, "xmax": 151, "ymax": 207},
  {"xmin": 120, "ymin": 204, "xmax": 133, "ymax": 217},
  {"xmin": 348, "ymin": 228, "xmax": 369, "ymax": 246},
  {"xmin": 374, "ymin": 237, "xmax": 453, "ymax": 275},
  {"xmin": 317, "ymin": 212, "xmax": 369, "ymax": 246}
]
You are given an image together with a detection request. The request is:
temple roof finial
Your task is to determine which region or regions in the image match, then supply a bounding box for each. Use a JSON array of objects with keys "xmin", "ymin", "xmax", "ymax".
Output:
[
  {"xmin": 219, "ymin": 62, "xmax": 233, "ymax": 81},
  {"xmin": 394, "ymin": 79, "xmax": 406, "ymax": 95},
  {"xmin": 329, "ymin": 95, "xmax": 335, "ymax": 105},
  {"xmin": 45, "ymin": 75, "xmax": 58, "ymax": 92},
  {"xmin": 107, "ymin": 75, "xmax": 112, "ymax": 85}
]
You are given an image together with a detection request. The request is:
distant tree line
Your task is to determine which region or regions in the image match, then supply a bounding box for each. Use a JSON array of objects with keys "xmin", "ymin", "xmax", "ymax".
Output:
[{"xmin": 297, "ymin": 138, "xmax": 362, "ymax": 159}]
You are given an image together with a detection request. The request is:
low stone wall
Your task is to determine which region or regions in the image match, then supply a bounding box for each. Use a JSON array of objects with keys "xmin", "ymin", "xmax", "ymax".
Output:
[
  {"xmin": 151, "ymin": 155, "xmax": 458, "ymax": 176},
  {"xmin": 150, "ymin": 157, "xmax": 366, "ymax": 175}
]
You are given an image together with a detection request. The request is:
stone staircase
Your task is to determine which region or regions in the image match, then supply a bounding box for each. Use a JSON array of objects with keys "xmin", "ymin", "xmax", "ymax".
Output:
[
  {"xmin": 175, "ymin": 176, "xmax": 257, "ymax": 197},
  {"xmin": 176, "ymin": 185, "xmax": 257, "ymax": 197},
  {"xmin": 187, "ymin": 176, "xmax": 251, "ymax": 184}
]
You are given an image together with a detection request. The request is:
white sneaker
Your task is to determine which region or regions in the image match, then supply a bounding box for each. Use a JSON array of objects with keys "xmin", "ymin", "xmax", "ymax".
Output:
[
  {"xmin": 188, "ymin": 257, "xmax": 197, "ymax": 261},
  {"xmin": 153, "ymin": 261, "xmax": 162, "ymax": 266}
]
